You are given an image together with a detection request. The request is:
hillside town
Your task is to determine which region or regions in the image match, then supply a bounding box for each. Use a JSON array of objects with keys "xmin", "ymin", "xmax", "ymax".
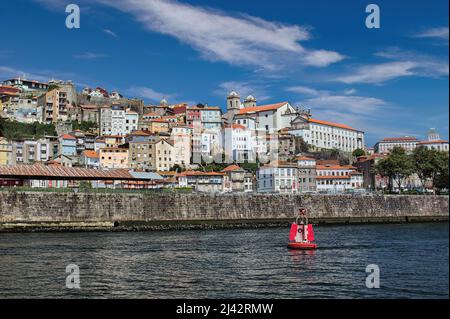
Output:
[{"xmin": 0, "ymin": 77, "xmax": 448, "ymax": 194}]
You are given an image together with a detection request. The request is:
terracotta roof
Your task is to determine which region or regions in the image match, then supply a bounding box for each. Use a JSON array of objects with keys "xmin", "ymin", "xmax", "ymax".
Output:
[
  {"xmin": 316, "ymin": 165, "xmax": 356, "ymax": 170},
  {"xmin": 380, "ymin": 136, "xmax": 419, "ymax": 142},
  {"xmin": 61, "ymin": 134, "xmax": 76, "ymax": 140},
  {"xmin": 417, "ymin": 140, "xmax": 448, "ymax": 145},
  {"xmin": 297, "ymin": 156, "xmax": 315, "ymax": 161},
  {"xmin": 178, "ymin": 171, "xmax": 225, "ymax": 177},
  {"xmin": 83, "ymin": 150, "xmax": 99, "ymax": 159},
  {"xmin": 222, "ymin": 164, "xmax": 244, "ymax": 172},
  {"xmin": 172, "ymin": 105, "xmax": 187, "ymax": 114},
  {"xmin": 129, "ymin": 130, "xmax": 153, "ymax": 136},
  {"xmin": 0, "ymin": 164, "xmax": 132, "ymax": 180},
  {"xmin": 308, "ymin": 118, "xmax": 357, "ymax": 131},
  {"xmin": 238, "ymin": 102, "xmax": 287, "ymax": 115},
  {"xmin": 231, "ymin": 124, "xmax": 246, "ymax": 130},
  {"xmin": 151, "ymin": 119, "xmax": 169, "ymax": 123},
  {"xmin": 143, "ymin": 112, "xmax": 161, "ymax": 117}
]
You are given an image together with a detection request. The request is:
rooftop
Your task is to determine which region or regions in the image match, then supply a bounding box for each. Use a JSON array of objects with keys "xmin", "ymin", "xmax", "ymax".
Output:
[
  {"xmin": 238, "ymin": 102, "xmax": 288, "ymax": 115},
  {"xmin": 308, "ymin": 118, "xmax": 358, "ymax": 131},
  {"xmin": 380, "ymin": 136, "xmax": 419, "ymax": 142}
]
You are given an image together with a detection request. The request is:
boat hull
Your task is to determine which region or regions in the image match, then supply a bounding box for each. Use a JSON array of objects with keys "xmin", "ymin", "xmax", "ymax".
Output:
[{"xmin": 287, "ymin": 242, "xmax": 318, "ymax": 250}]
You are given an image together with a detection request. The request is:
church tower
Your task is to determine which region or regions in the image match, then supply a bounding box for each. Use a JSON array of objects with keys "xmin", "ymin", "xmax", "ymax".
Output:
[
  {"xmin": 224, "ymin": 91, "xmax": 241, "ymax": 126},
  {"xmin": 243, "ymin": 95, "xmax": 257, "ymax": 108},
  {"xmin": 226, "ymin": 91, "xmax": 241, "ymax": 112}
]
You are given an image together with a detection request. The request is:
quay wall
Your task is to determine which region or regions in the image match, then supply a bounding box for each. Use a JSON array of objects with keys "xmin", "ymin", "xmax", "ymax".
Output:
[{"xmin": 0, "ymin": 192, "xmax": 448, "ymax": 230}]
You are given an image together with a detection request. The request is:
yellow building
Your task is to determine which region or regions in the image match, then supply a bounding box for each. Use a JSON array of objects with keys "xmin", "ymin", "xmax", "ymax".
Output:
[
  {"xmin": 149, "ymin": 119, "xmax": 170, "ymax": 134},
  {"xmin": 38, "ymin": 89, "xmax": 68, "ymax": 123},
  {"xmin": 154, "ymin": 139, "xmax": 174, "ymax": 171},
  {"xmin": 99, "ymin": 147, "xmax": 129, "ymax": 169},
  {"xmin": 0, "ymin": 138, "xmax": 12, "ymax": 165}
]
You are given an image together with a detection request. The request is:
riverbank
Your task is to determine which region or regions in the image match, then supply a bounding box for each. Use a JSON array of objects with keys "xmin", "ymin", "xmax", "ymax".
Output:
[
  {"xmin": 0, "ymin": 192, "xmax": 448, "ymax": 232},
  {"xmin": 0, "ymin": 216, "xmax": 448, "ymax": 233}
]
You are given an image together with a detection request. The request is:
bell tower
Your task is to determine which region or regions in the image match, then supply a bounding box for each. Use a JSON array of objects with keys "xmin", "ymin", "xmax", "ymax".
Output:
[
  {"xmin": 243, "ymin": 95, "xmax": 257, "ymax": 108},
  {"xmin": 226, "ymin": 91, "xmax": 241, "ymax": 112}
]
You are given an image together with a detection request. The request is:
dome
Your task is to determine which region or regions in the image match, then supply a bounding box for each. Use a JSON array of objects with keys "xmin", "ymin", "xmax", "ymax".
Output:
[
  {"xmin": 245, "ymin": 95, "xmax": 256, "ymax": 102},
  {"xmin": 227, "ymin": 91, "xmax": 240, "ymax": 98},
  {"xmin": 160, "ymin": 98, "xmax": 168, "ymax": 106}
]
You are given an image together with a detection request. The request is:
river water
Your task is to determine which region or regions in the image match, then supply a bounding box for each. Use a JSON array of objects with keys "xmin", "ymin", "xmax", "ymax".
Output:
[{"xmin": 0, "ymin": 223, "xmax": 448, "ymax": 298}]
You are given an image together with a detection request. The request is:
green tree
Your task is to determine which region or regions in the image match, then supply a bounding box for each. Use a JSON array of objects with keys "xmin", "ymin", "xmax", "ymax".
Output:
[
  {"xmin": 352, "ymin": 148, "xmax": 366, "ymax": 157},
  {"xmin": 374, "ymin": 147, "xmax": 414, "ymax": 192},
  {"xmin": 374, "ymin": 157, "xmax": 395, "ymax": 192},
  {"xmin": 0, "ymin": 119, "xmax": 56, "ymax": 139},
  {"xmin": 433, "ymin": 152, "xmax": 449, "ymax": 193},
  {"xmin": 412, "ymin": 146, "xmax": 437, "ymax": 190}
]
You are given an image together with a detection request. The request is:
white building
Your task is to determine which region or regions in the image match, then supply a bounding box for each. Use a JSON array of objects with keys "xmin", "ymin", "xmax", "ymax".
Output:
[
  {"xmin": 257, "ymin": 161, "xmax": 299, "ymax": 193},
  {"xmin": 125, "ymin": 110, "xmax": 139, "ymax": 133},
  {"xmin": 100, "ymin": 106, "xmax": 137, "ymax": 136},
  {"xmin": 374, "ymin": 136, "xmax": 419, "ymax": 154},
  {"xmin": 223, "ymin": 124, "xmax": 255, "ymax": 162},
  {"xmin": 316, "ymin": 164, "xmax": 363, "ymax": 193},
  {"xmin": 416, "ymin": 128, "xmax": 449, "ymax": 152},
  {"xmin": 192, "ymin": 127, "xmax": 223, "ymax": 164},
  {"xmin": 200, "ymin": 107, "xmax": 222, "ymax": 129},
  {"xmin": 290, "ymin": 115, "xmax": 365, "ymax": 153},
  {"xmin": 224, "ymin": 91, "xmax": 297, "ymax": 133}
]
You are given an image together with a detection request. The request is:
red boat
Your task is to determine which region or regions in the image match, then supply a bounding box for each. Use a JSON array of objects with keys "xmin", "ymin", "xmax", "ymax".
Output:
[
  {"xmin": 287, "ymin": 242, "xmax": 317, "ymax": 250},
  {"xmin": 287, "ymin": 208, "xmax": 318, "ymax": 250}
]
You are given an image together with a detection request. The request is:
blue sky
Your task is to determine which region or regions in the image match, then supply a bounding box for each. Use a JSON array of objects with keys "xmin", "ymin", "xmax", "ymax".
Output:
[{"xmin": 0, "ymin": 0, "xmax": 448, "ymax": 146}]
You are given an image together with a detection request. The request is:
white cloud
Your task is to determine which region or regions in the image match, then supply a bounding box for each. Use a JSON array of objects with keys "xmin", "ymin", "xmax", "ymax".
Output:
[
  {"xmin": 303, "ymin": 50, "xmax": 346, "ymax": 67},
  {"xmin": 336, "ymin": 61, "xmax": 417, "ymax": 84},
  {"xmin": 344, "ymin": 88, "xmax": 356, "ymax": 95},
  {"xmin": 125, "ymin": 86, "xmax": 172, "ymax": 102},
  {"xmin": 304, "ymin": 94, "xmax": 385, "ymax": 116},
  {"xmin": 74, "ymin": 52, "xmax": 107, "ymax": 59},
  {"xmin": 103, "ymin": 29, "xmax": 118, "ymax": 38},
  {"xmin": 0, "ymin": 66, "xmax": 50, "ymax": 83},
  {"xmin": 414, "ymin": 27, "xmax": 449, "ymax": 41},
  {"xmin": 96, "ymin": 0, "xmax": 344, "ymax": 70},
  {"xmin": 286, "ymin": 86, "xmax": 322, "ymax": 97},
  {"xmin": 288, "ymin": 85, "xmax": 385, "ymax": 115},
  {"xmin": 288, "ymin": 85, "xmax": 387, "ymax": 135},
  {"xmin": 335, "ymin": 48, "xmax": 449, "ymax": 84}
]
